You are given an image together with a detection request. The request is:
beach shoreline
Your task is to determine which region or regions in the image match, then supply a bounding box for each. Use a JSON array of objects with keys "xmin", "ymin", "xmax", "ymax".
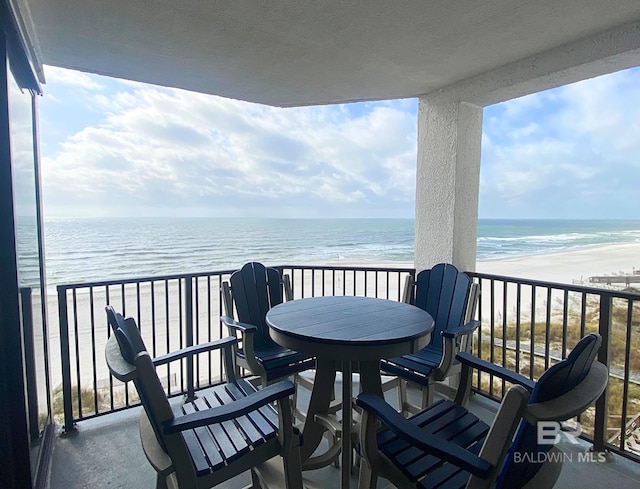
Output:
[
  {"xmin": 476, "ymin": 241, "xmax": 640, "ymax": 285},
  {"xmin": 322, "ymin": 241, "xmax": 640, "ymax": 286}
]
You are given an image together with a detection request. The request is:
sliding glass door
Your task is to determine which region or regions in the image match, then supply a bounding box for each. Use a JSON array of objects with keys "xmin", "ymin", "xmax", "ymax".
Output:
[
  {"xmin": 8, "ymin": 56, "xmax": 51, "ymax": 482},
  {"xmin": 1, "ymin": 2, "xmax": 48, "ymax": 487}
]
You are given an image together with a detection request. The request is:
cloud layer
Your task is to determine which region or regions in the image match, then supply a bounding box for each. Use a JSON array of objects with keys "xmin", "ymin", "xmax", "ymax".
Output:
[
  {"xmin": 39, "ymin": 65, "xmax": 640, "ymax": 219},
  {"xmin": 480, "ymin": 67, "xmax": 640, "ymax": 218},
  {"xmin": 40, "ymin": 69, "xmax": 417, "ymax": 218}
]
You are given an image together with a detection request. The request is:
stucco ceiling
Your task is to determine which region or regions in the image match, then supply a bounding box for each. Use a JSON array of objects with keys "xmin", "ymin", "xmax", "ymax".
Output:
[{"xmin": 18, "ymin": 0, "xmax": 640, "ymax": 107}]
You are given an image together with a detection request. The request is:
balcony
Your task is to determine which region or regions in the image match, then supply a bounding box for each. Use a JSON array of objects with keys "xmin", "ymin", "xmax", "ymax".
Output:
[
  {"xmin": 48, "ymin": 381, "xmax": 640, "ymax": 489},
  {"xmin": 44, "ymin": 265, "xmax": 640, "ymax": 487}
]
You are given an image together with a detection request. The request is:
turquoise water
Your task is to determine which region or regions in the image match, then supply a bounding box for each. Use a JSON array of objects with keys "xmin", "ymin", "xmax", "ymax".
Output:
[
  {"xmin": 22, "ymin": 217, "xmax": 640, "ymax": 287},
  {"xmin": 477, "ymin": 219, "xmax": 640, "ymax": 259}
]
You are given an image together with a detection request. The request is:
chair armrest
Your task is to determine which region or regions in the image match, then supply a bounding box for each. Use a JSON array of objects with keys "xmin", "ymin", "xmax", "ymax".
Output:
[
  {"xmin": 163, "ymin": 380, "xmax": 295, "ymax": 434},
  {"xmin": 220, "ymin": 315, "xmax": 257, "ymax": 334},
  {"xmin": 442, "ymin": 320, "xmax": 480, "ymax": 339},
  {"xmin": 456, "ymin": 352, "xmax": 536, "ymax": 391},
  {"xmin": 152, "ymin": 337, "xmax": 236, "ymax": 367},
  {"xmin": 221, "ymin": 315, "xmax": 261, "ymax": 374},
  {"xmin": 432, "ymin": 320, "xmax": 482, "ymax": 381},
  {"xmin": 356, "ymin": 393, "xmax": 493, "ymax": 478}
]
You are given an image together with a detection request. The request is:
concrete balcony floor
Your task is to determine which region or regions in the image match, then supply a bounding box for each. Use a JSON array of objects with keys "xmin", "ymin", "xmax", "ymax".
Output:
[{"xmin": 47, "ymin": 381, "xmax": 640, "ymax": 489}]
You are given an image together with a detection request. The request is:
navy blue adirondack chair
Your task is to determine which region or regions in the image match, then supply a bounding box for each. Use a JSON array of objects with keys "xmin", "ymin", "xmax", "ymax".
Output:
[
  {"xmin": 221, "ymin": 262, "xmax": 315, "ymax": 387},
  {"xmin": 381, "ymin": 263, "xmax": 480, "ymax": 415},
  {"xmin": 356, "ymin": 333, "xmax": 608, "ymax": 489},
  {"xmin": 105, "ymin": 305, "xmax": 304, "ymax": 489}
]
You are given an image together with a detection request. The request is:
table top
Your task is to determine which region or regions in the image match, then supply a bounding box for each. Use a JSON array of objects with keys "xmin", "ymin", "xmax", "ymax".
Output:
[{"xmin": 266, "ymin": 296, "xmax": 434, "ymax": 360}]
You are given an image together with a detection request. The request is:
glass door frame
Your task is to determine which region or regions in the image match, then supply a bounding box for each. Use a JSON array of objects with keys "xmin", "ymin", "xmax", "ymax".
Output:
[{"xmin": 1, "ymin": 1, "xmax": 46, "ymax": 488}]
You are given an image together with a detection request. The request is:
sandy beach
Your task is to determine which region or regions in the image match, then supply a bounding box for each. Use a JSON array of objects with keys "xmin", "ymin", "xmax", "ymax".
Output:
[
  {"xmin": 476, "ymin": 242, "xmax": 640, "ymax": 285},
  {"xmin": 331, "ymin": 241, "xmax": 640, "ymax": 286}
]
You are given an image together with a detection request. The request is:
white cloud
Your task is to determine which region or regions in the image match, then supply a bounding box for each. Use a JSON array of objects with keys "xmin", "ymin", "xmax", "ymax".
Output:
[
  {"xmin": 480, "ymin": 67, "xmax": 640, "ymax": 218},
  {"xmin": 44, "ymin": 66, "xmax": 105, "ymax": 91},
  {"xmin": 40, "ymin": 69, "xmax": 417, "ymax": 218}
]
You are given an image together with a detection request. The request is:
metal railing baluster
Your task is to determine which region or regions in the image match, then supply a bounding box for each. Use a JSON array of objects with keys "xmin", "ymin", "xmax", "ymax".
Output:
[
  {"xmin": 594, "ymin": 293, "xmax": 612, "ymax": 453},
  {"xmin": 57, "ymin": 285, "xmax": 74, "ymax": 433},
  {"xmin": 184, "ymin": 276, "xmax": 194, "ymax": 401}
]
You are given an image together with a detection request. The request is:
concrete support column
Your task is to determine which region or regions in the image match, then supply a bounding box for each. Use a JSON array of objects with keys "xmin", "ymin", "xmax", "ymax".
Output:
[{"xmin": 414, "ymin": 94, "xmax": 482, "ymax": 273}]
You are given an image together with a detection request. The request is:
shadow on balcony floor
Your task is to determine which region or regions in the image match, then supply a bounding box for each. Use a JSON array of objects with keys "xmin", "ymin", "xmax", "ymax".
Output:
[{"xmin": 47, "ymin": 382, "xmax": 640, "ymax": 489}]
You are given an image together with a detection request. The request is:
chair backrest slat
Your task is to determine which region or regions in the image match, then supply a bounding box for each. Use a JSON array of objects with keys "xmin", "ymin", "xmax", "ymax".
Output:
[
  {"xmin": 413, "ymin": 263, "xmax": 472, "ymax": 352},
  {"xmin": 229, "ymin": 262, "xmax": 284, "ymax": 348}
]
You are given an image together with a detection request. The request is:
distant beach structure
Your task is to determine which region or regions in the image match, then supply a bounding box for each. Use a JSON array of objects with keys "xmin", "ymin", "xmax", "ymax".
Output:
[{"xmin": 588, "ymin": 269, "xmax": 640, "ymax": 287}]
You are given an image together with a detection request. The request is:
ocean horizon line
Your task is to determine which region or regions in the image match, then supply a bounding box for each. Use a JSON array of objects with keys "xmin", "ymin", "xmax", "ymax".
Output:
[
  {"xmin": 41, "ymin": 216, "xmax": 640, "ymax": 222},
  {"xmin": 16, "ymin": 217, "xmax": 640, "ymax": 289}
]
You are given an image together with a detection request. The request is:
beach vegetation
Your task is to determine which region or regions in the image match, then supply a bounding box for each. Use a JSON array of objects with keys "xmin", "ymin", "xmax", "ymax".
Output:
[
  {"xmin": 51, "ymin": 385, "xmax": 103, "ymax": 424},
  {"xmin": 475, "ymin": 292, "xmax": 640, "ymax": 451},
  {"xmin": 50, "ymin": 383, "xmax": 143, "ymax": 423}
]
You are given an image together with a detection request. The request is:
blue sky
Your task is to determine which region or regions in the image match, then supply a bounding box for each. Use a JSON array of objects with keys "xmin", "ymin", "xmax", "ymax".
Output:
[{"xmin": 38, "ymin": 65, "xmax": 640, "ymax": 219}]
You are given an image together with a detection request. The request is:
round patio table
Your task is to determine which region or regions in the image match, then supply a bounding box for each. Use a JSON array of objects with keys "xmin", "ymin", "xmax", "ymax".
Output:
[{"xmin": 266, "ymin": 295, "xmax": 434, "ymax": 489}]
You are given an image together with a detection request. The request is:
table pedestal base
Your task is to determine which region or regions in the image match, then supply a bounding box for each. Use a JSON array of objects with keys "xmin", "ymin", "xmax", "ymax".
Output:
[{"xmin": 299, "ymin": 358, "xmax": 384, "ymax": 488}]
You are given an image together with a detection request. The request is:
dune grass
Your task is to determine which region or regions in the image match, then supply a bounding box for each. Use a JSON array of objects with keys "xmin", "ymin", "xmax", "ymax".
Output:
[{"xmin": 474, "ymin": 293, "xmax": 640, "ymax": 447}]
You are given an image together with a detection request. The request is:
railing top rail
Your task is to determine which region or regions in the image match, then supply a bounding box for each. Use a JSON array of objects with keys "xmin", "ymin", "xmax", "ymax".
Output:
[
  {"xmin": 279, "ymin": 264, "xmax": 415, "ymax": 273},
  {"xmin": 56, "ymin": 266, "xmax": 640, "ymax": 298},
  {"xmin": 55, "ymin": 264, "xmax": 417, "ymax": 291},
  {"xmin": 466, "ymin": 270, "xmax": 640, "ymax": 301},
  {"xmin": 55, "ymin": 268, "xmax": 238, "ymax": 290}
]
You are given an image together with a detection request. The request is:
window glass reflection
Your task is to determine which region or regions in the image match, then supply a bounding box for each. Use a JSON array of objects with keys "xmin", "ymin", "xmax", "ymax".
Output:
[{"xmin": 8, "ymin": 58, "xmax": 49, "ymax": 452}]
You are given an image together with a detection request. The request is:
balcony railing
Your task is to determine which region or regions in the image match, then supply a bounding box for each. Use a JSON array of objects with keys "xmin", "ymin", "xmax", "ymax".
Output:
[
  {"xmin": 54, "ymin": 265, "xmax": 414, "ymax": 433},
  {"xmin": 467, "ymin": 271, "xmax": 640, "ymax": 462},
  {"xmin": 52, "ymin": 265, "xmax": 640, "ymax": 464}
]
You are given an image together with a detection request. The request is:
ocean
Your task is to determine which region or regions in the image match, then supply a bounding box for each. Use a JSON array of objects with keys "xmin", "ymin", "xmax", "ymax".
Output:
[{"xmin": 17, "ymin": 218, "xmax": 640, "ymax": 288}]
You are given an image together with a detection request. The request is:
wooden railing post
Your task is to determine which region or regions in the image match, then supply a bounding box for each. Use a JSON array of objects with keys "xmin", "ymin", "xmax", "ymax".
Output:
[{"xmin": 593, "ymin": 292, "xmax": 612, "ymax": 453}]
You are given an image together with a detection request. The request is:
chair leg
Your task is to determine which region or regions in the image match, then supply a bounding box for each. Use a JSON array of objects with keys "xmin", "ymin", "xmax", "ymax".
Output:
[
  {"xmin": 291, "ymin": 374, "xmax": 301, "ymax": 420},
  {"xmin": 155, "ymin": 473, "xmax": 170, "ymax": 489},
  {"xmin": 399, "ymin": 379, "xmax": 424, "ymax": 416},
  {"xmin": 251, "ymin": 468, "xmax": 264, "ymax": 488},
  {"xmin": 357, "ymin": 457, "xmax": 377, "ymax": 489},
  {"xmin": 283, "ymin": 444, "xmax": 304, "ymax": 489},
  {"xmin": 398, "ymin": 379, "xmax": 409, "ymax": 416},
  {"xmin": 421, "ymin": 383, "xmax": 434, "ymax": 409},
  {"xmin": 333, "ymin": 432, "xmax": 341, "ymax": 468}
]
